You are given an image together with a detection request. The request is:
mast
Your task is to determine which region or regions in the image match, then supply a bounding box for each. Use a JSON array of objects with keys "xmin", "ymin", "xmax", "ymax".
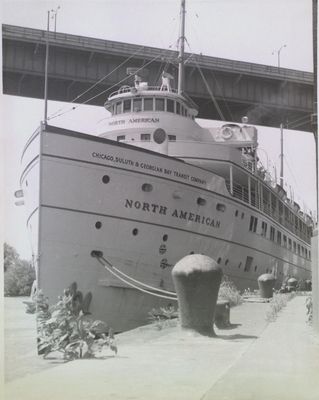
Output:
[
  {"xmin": 279, "ymin": 123, "xmax": 284, "ymax": 187},
  {"xmin": 178, "ymin": 0, "xmax": 186, "ymax": 94},
  {"xmin": 44, "ymin": 10, "xmax": 50, "ymax": 123}
]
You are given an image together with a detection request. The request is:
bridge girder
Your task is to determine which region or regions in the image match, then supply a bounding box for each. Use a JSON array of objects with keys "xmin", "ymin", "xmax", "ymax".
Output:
[{"xmin": 2, "ymin": 24, "xmax": 315, "ymax": 132}]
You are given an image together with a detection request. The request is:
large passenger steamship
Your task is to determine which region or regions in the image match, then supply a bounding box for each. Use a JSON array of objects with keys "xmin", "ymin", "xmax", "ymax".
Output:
[{"xmin": 19, "ymin": 1, "xmax": 313, "ymax": 331}]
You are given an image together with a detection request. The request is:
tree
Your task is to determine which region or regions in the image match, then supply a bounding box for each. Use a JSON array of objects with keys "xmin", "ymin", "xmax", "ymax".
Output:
[
  {"xmin": 4, "ymin": 242, "xmax": 35, "ymax": 296},
  {"xmin": 4, "ymin": 242, "xmax": 20, "ymax": 272}
]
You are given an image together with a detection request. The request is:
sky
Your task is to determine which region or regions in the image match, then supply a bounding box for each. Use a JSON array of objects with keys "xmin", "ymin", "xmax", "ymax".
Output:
[{"xmin": 1, "ymin": 0, "xmax": 316, "ymax": 260}]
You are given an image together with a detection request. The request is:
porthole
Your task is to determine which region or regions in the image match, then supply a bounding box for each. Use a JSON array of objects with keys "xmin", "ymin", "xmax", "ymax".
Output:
[
  {"xmin": 173, "ymin": 191, "xmax": 182, "ymax": 199},
  {"xmin": 142, "ymin": 183, "xmax": 153, "ymax": 192},
  {"xmin": 217, "ymin": 257, "xmax": 222, "ymax": 264},
  {"xmin": 254, "ymin": 266, "xmax": 258, "ymax": 272},
  {"xmin": 197, "ymin": 197, "xmax": 206, "ymax": 206},
  {"xmin": 132, "ymin": 228, "xmax": 138, "ymax": 236},
  {"xmin": 225, "ymin": 259, "xmax": 229, "ymax": 266},
  {"xmin": 235, "ymin": 210, "xmax": 238, "ymax": 217},
  {"xmin": 216, "ymin": 203, "xmax": 226, "ymax": 212},
  {"xmin": 162, "ymin": 234, "xmax": 168, "ymax": 242},
  {"xmin": 95, "ymin": 221, "xmax": 102, "ymax": 229},
  {"xmin": 102, "ymin": 175, "xmax": 110, "ymax": 184}
]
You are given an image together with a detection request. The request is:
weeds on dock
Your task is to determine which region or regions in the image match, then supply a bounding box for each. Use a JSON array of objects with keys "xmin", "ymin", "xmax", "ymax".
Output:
[
  {"xmin": 265, "ymin": 292, "xmax": 296, "ymax": 322},
  {"xmin": 306, "ymin": 296, "xmax": 313, "ymax": 324},
  {"xmin": 218, "ymin": 277, "xmax": 243, "ymax": 307},
  {"xmin": 36, "ymin": 282, "xmax": 117, "ymax": 360},
  {"xmin": 148, "ymin": 305, "xmax": 178, "ymax": 330}
]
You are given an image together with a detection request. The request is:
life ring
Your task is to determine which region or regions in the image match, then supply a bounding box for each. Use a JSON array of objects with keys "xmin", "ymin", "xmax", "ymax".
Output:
[{"xmin": 221, "ymin": 127, "xmax": 233, "ymax": 140}]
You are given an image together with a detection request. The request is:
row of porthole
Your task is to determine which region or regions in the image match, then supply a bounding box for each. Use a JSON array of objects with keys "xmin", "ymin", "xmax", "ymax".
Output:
[
  {"xmin": 217, "ymin": 258, "xmax": 259, "ymax": 273},
  {"xmin": 95, "ymin": 220, "xmax": 168, "ymax": 242},
  {"xmin": 102, "ymin": 175, "xmax": 226, "ymax": 211},
  {"xmin": 235, "ymin": 210, "xmax": 245, "ymax": 219},
  {"xmin": 95, "ymin": 220, "xmax": 285, "ymax": 277},
  {"xmin": 218, "ymin": 258, "xmax": 284, "ymax": 276}
]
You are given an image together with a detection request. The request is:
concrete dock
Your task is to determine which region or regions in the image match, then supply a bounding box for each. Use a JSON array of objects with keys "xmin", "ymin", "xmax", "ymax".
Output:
[{"xmin": 4, "ymin": 295, "xmax": 319, "ymax": 400}]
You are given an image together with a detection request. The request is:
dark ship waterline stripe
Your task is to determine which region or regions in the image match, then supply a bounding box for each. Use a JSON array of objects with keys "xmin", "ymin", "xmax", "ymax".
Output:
[
  {"xmin": 40, "ymin": 152, "xmax": 311, "ymax": 246},
  {"xmin": 39, "ymin": 203, "xmax": 310, "ymax": 273}
]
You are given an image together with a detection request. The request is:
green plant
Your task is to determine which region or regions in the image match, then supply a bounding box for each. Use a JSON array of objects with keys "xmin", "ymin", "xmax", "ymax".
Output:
[
  {"xmin": 36, "ymin": 282, "xmax": 117, "ymax": 360},
  {"xmin": 218, "ymin": 277, "xmax": 243, "ymax": 307},
  {"xmin": 148, "ymin": 304, "xmax": 178, "ymax": 330},
  {"xmin": 265, "ymin": 292, "xmax": 296, "ymax": 322},
  {"xmin": 306, "ymin": 296, "xmax": 312, "ymax": 323}
]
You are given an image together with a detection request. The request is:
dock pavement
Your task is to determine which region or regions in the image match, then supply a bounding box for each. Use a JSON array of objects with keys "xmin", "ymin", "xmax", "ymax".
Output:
[{"xmin": 4, "ymin": 295, "xmax": 319, "ymax": 400}]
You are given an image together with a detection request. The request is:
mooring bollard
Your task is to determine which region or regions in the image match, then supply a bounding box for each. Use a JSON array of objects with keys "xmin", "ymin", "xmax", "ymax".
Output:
[
  {"xmin": 258, "ymin": 273, "xmax": 276, "ymax": 298},
  {"xmin": 305, "ymin": 280, "xmax": 312, "ymax": 291},
  {"xmin": 287, "ymin": 277, "xmax": 298, "ymax": 292},
  {"xmin": 172, "ymin": 254, "xmax": 223, "ymax": 336}
]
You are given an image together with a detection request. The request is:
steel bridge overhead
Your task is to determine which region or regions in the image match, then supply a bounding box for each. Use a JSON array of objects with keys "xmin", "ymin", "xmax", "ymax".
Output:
[{"xmin": 2, "ymin": 24, "xmax": 314, "ymax": 131}]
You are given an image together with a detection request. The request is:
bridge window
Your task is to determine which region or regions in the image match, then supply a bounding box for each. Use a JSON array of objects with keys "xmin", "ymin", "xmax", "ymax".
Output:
[
  {"xmin": 144, "ymin": 98, "xmax": 153, "ymax": 111},
  {"xmin": 155, "ymin": 98, "xmax": 165, "ymax": 111},
  {"xmin": 168, "ymin": 135, "xmax": 176, "ymax": 141},
  {"xmin": 117, "ymin": 135, "xmax": 125, "ymax": 141},
  {"xmin": 283, "ymin": 235, "xmax": 287, "ymax": 248},
  {"xmin": 115, "ymin": 102, "xmax": 122, "ymax": 115},
  {"xmin": 133, "ymin": 99, "xmax": 142, "ymax": 112},
  {"xmin": 176, "ymin": 102, "xmax": 181, "ymax": 115},
  {"xmin": 123, "ymin": 99, "xmax": 131, "ymax": 113},
  {"xmin": 167, "ymin": 99, "xmax": 174, "ymax": 113},
  {"xmin": 270, "ymin": 226, "xmax": 275, "ymax": 241},
  {"xmin": 297, "ymin": 244, "xmax": 300, "ymax": 255},
  {"xmin": 141, "ymin": 134, "xmax": 151, "ymax": 141},
  {"xmin": 277, "ymin": 231, "xmax": 281, "ymax": 245}
]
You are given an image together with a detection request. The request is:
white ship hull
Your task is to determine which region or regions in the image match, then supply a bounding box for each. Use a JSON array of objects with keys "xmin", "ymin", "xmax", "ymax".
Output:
[{"xmin": 21, "ymin": 124, "xmax": 311, "ymax": 332}]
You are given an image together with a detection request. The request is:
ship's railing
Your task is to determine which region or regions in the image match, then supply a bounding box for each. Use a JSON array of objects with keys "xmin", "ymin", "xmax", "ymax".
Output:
[
  {"xmin": 225, "ymin": 179, "xmax": 310, "ymax": 243},
  {"xmin": 108, "ymin": 85, "xmax": 179, "ymax": 99}
]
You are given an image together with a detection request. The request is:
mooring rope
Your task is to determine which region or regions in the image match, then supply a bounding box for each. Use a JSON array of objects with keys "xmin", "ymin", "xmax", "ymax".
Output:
[{"xmin": 92, "ymin": 252, "xmax": 177, "ymax": 301}]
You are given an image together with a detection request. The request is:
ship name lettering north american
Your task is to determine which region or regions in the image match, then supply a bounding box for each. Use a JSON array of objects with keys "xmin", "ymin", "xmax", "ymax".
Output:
[
  {"xmin": 125, "ymin": 199, "xmax": 220, "ymax": 228},
  {"xmin": 109, "ymin": 118, "xmax": 160, "ymax": 126}
]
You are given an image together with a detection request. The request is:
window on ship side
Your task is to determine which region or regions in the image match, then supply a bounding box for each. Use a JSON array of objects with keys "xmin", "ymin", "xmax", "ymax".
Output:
[
  {"xmin": 249, "ymin": 216, "xmax": 258, "ymax": 233},
  {"xmin": 261, "ymin": 221, "xmax": 267, "ymax": 237},
  {"xmin": 277, "ymin": 231, "xmax": 281, "ymax": 246},
  {"xmin": 288, "ymin": 238, "xmax": 292, "ymax": 250},
  {"xmin": 270, "ymin": 226, "xmax": 275, "ymax": 241}
]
